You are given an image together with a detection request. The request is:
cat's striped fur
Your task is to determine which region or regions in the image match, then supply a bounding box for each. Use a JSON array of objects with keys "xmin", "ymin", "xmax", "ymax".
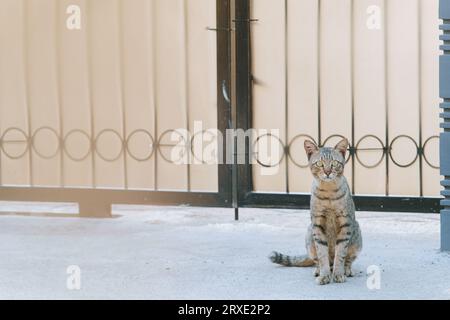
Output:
[{"xmin": 269, "ymin": 138, "xmax": 362, "ymax": 285}]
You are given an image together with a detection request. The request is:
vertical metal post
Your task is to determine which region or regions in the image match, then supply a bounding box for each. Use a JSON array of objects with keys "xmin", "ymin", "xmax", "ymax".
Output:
[
  {"xmin": 350, "ymin": 0, "xmax": 356, "ymax": 194},
  {"xmin": 440, "ymin": 0, "xmax": 450, "ymax": 251},
  {"xmin": 117, "ymin": 0, "xmax": 129, "ymax": 190},
  {"xmin": 215, "ymin": 0, "xmax": 234, "ymax": 210},
  {"xmin": 284, "ymin": 0, "xmax": 290, "ymax": 194},
  {"xmin": 383, "ymin": 0, "xmax": 390, "ymax": 196},
  {"xmin": 417, "ymin": 0, "xmax": 424, "ymax": 197},
  {"xmin": 85, "ymin": 1, "xmax": 97, "ymax": 188},
  {"xmin": 317, "ymin": 0, "xmax": 322, "ymax": 147},
  {"xmin": 150, "ymin": 0, "xmax": 159, "ymax": 191},
  {"xmin": 54, "ymin": 0, "xmax": 65, "ymax": 187},
  {"xmin": 22, "ymin": 0, "xmax": 34, "ymax": 187},
  {"xmin": 234, "ymin": 0, "xmax": 253, "ymax": 220},
  {"xmin": 182, "ymin": 0, "xmax": 191, "ymax": 192}
]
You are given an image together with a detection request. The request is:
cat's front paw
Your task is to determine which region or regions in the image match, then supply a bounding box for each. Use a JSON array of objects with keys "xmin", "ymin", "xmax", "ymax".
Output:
[
  {"xmin": 316, "ymin": 274, "xmax": 331, "ymax": 285},
  {"xmin": 313, "ymin": 267, "xmax": 320, "ymax": 277},
  {"xmin": 345, "ymin": 268, "xmax": 354, "ymax": 277},
  {"xmin": 333, "ymin": 273, "xmax": 347, "ymax": 283}
]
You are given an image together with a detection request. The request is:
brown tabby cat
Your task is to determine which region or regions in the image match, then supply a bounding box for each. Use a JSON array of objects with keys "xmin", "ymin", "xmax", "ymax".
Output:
[{"xmin": 269, "ymin": 138, "xmax": 362, "ymax": 285}]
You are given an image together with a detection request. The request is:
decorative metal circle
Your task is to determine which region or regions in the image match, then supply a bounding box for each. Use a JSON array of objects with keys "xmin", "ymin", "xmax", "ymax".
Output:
[
  {"xmin": 355, "ymin": 135, "xmax": 385, "ymax": 169},
  {"xmin": 31, "ymin": 126, "xmax": 60, "ymax": 159},
  {"xmin": 389, "ymin": 135, "xmax": 419, "ymax": 168},
  {"xmin": 94, "ymin": 129, "xmax": 124, "ymax": 162},
  {"xmin": 63, "ymin": 129, "xmax": 92, "ymax": 162},
  {"xmin": 287, "ymin": 134, "xmax": 318, "ymax": 168},
  {"xmin": 253, "ymin": 133, "xmax": 285, "ymax": 168},
  {"xmin": 422, "ymin": 135, "xmax": 439, "ymax": 169},
  {"xmin": 190, "ymin": 130, "xmax": 218, "ymax": 164},
  {"xmin": 126, "ymin": 129, "xmax": 155, "ymax": 162},
  {"xmin": 322, "ymin": 134, "xmax": 351, "ymax": 163},
  {"xmin": 0, "ymin": 127, "xmax": 29, "ymax": 160},
  {"xmin": 157, "ymin": 129, "xmax": 189, "ymax": 164}
]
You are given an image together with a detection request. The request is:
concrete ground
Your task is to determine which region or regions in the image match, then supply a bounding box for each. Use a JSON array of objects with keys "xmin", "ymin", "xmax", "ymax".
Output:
[{"xmin": 0, "ymin": 202, "xmax": 449, "ymax": 300}]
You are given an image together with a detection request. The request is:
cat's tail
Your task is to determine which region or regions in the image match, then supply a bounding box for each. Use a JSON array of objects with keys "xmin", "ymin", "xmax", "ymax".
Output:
[{"xmin": 269, "ymin": 251, "xmax": 315, "ymax": 267}]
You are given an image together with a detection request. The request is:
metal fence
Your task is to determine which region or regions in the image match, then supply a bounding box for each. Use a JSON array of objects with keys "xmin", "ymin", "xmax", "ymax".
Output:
[
  {"xmin": 0, "ymin": 0, "xmax": 442, "ymax": 216},
  {"xmin": 236, "ymin": 0, "xmax": 441, "ymax": 213},
  {"xmin": 0, "ymin": 0, "xmax": 233, "ymax": 216}
]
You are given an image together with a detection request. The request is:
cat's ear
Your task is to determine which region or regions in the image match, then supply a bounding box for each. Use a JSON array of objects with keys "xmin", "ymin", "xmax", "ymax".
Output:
[
  {"xmin": 335, "ymin": 138, "xmax": 349, "ymax": 158},
  {"xmin": 304, "ymin": 140, "xmax": 319, "ymax": 160}
]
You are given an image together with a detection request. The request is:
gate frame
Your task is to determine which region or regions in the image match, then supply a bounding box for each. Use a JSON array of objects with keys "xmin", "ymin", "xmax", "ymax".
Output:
[
  {"xmin": 234, "ymin": 0, "xmax": 441, "ymax": 214},
  {"xmin": 0, "ymin": 0, "xmax": 443, "ymax": 217},
  {"xmin": 0, "ymin": 0, "xmax": 234, "ymax": 217}
]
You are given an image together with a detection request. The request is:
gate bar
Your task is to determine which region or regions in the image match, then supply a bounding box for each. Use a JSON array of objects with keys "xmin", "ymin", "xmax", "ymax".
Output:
[
  {"xmin": 216, "ymin": 0, "xmax": 233, "ymax": 210},
  {"xmin": 234, "ymin": 0, "xmax": 253, "ymax": 211},
  {"xmin": 0, "ymin": 187, "xmax": 229, "ymax": 217}
]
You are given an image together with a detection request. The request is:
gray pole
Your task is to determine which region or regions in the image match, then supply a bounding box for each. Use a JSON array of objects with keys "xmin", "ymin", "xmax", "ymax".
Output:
[{"xmin": 440, "ymin": 0, "xmax": 450, "ymax": 251}]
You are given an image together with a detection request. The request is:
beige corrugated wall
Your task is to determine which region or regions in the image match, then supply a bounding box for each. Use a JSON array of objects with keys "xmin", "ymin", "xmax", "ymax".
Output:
[
  {"xmin": 0, "ymin": 0, "xmax": 218, "ymax": 192},
  {"xmin": 251, "ymin": 0, "xmax": 440, "ymax": 197}
]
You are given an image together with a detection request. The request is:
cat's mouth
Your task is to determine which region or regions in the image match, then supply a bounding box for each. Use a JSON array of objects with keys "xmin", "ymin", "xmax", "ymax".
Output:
[{"xmin": 319, "ymin": 175, "xmax": 336, "ymax": 182}]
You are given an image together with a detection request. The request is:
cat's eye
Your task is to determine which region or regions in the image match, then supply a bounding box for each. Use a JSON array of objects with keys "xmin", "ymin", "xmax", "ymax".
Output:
[
  {"xmin": 332, "ymin": 160, "xmax": 340, "ymax": 167},
  {"xmin": 315, "ymin": 161, "xmax": 324, "ymax": 167}
]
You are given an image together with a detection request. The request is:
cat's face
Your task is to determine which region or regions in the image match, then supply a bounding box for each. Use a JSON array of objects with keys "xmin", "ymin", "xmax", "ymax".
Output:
[{"xmin": 304, "ymin": 139, "xmax": 348, "ymax": 182}]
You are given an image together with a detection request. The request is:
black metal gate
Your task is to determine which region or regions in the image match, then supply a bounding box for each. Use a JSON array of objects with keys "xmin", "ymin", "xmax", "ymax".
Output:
[
  {"xmin": 0, "ymin": 0, "xmax": 440, "ymax": 216},
  {"xmin": 0, "ymin": 0, "xmax": 234, "ymax": 217},
  {"xmin": 232, "ymin": 0, "xmax": 440, "ymax": 214}
]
